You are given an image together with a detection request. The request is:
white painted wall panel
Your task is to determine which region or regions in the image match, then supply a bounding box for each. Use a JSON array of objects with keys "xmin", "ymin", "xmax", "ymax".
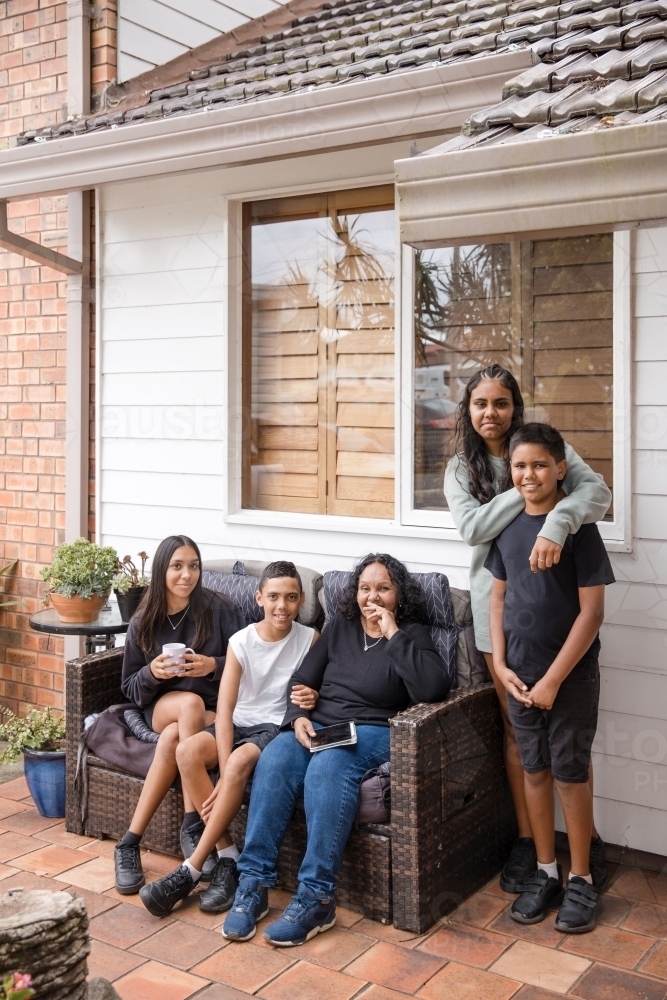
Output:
[
  {"xmin": 636, "ymin": 317, "xmax": 667, "ymax": 361},
  {"xmin": 102, "ymin": 268, "xmax": 225, "ymax": 309},
  {"xmin": 103, "ymin": 470, "xmax": 224, "ymax": 508},
  {"xmin": 600, "ymin": 623, "xmax": 667, "ymax": 673},
  {"xmin": 636, "ymin": 450, "xmax": 667, "ymax": 495},
  {"xmin": 635, "ymin": 407, "xmax": 667, "ymax": 450},
  {"xmin": 103, "ymin": 234, "xmax": 226, "ymax": 276},
  {"xmin": 636, "ymin": 361, "xmax": 667, "ymax": 405},
  {"xmin": 611, "ymin": 540, "xmax": 667, "ymax": 585},
  {"xmin": 101, "ymin": 405, "xmax": 226, "ymax": 441},
  {"xmin": 605, "ymin": 581, "xmax": 667, "ymax": 630},
  {"xmin": 103, "ymin": 438, "xmax": 226, "ymax": 475},
  {"xmin": 104, "ymin": 303, "xmax": 222, "ymax": 342},
  {"xmin": 102, "ymin": 371, "xmax": 223, "ymax": 405},
  {"xmin": 103, "ymin": 336, "xmax": 224, "ymax": 374},
  {"xmin": 634, "ymin": 495, "xmax": 667, "ymax": 540},
  {"xmin": 600, "ymin": 665, "xmax": 667, "ymax": 719}
]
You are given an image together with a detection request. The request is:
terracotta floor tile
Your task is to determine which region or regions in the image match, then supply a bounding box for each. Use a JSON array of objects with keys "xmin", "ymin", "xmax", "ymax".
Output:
[
  {"xmin": 622, "ymin": 901, "xmax": 667, "ymax": 939},
  {"xmin": 79, "ymin": 838, "xmax": 120, "ymax": 858},
  {"xmin": 131, "ymin": 920, "xmax": 225, "ymax": 970},
  {"xmin": 452, "ymin": 892, "xmax": 509, "ymax": 929},
  {"xmin": 638, "ymin": 940, "xmax": 667, "ymax": 978},
  {"xmin": 170, "ymin": 892, "xmax": 227, "ymax": 930},
  {"xmin": 67, "ymin": 887, "xmax": 120, "ymax": 918},
  {"xmin": 90, "ymin": 901, "xmax": 172, "ymax": 949},
  {"xmin": 257, "ymin": 960, "xmax": 366, "ymax": 1000},
  {"xmin": 0, "ymin": 863, "xmax": 19, "ymax": 880},
  {"xmin": 33, "ymin": 823, "xmax": 96, "ymax": 849},
  {"xmin": 267, "ymin": 888, "xmax": 294, "ymax": 910},
  {"xmin": 357, "ymin": 985, "xmax": 424, "ymax": 1000},
  {"xmin": 609, "ymin": 869, "xmax": 667, "ymax": 907},
  {"xmin": 560, "ymin": 924, "xmax": 654, "ymax": 969},
  {"xmin": 418, "ymin": 921, "xmax": 514, "ymax": 968},
  {"xmin": 1, "ymin": 808, "xmax": 62, "ymax": 835},
  {"xmin": 0, "ymin": 870, "xmax": 72, "ymax": 893},
  {"xmin": 113, "ymin": 959, "xmax": 209, "ymax": 1000},
  {"xmin": 345, "ymin": 940, "xmax": 444, "ymax": 992},
  {"xmin": 569, "ymin": 961, "xmax": 667, "ymax": 1000},
  {"xmin": 0, "ymin": 797, "xmax": 30, "ymax": 820},
  {"xmin": 352, "ymin": 917, "xmax": 425, "ymax": 946},
  {"xmin": 489, "ymin": 906, "xmax": 563, "ymax": 949},
  {"xmin": 103, "ymin": 886, "xmax": 155, "ymax": 909},
  {"xmin": 0, "ymin": 777, "xmax": 30, "ymax": 801},
  {"xmin": 286, "ymin": 926, "xmax": 375, "ymax": 970},
  {"xmin": 191, "ymin": 942, "xmax": 294, "ymax": 992},
  {"xmin": 190, "ymin": 986, "xmax": 257, "ymax": 1000},
  {"xmin": 490, "ymin": 940, "xmax": 591, "ymax": 994},
  {"xmin": 511, "ymin": 987, "xmax": 565, "ymax": 1000},
  {"xmin": 597, "ymin": 894, "xmax": 633, "ymax": 928},
  {"xmin": 55, "ymin": 855, "xmax": 116, "ymax": 893},
  {"xmin": 12, "ymin": 843, "xmax": 93, "ymax": 877},
  {"xmin": 87, "ymin": 939, "xmax": 147, "ymax": 981},
  {"xmin": 335, "ymin": 905, "xmax": 364, "ymax": 928},
  {"xmin": 141, "ymin": 850, "xmax": 182, "ymax": 874},
  {"xmin": 0, "ymin": 831, "xmax": 40, "ymax": 863},
  {"xmin": 417, "ymin": 960, "xmax": 520, "ymax": 1000},
  {"xmin": 484, "ymin": 877, "xmax": 521, "ymax": 902}
]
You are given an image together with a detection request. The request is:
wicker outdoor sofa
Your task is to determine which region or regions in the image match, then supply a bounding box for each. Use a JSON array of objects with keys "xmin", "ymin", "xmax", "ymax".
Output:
[{"xmin": 65, "ymin": 564, "xmax": 515, "ymax": 934}]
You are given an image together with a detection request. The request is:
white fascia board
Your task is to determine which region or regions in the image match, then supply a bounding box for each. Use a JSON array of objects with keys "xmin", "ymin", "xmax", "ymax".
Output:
[
  {"xmin": 0, "ymin": 50, "xmax": 531, "ymax": 200},
  {"xmin": 396, "ymin": 119, "xmax": 667, "ymax": 248}
]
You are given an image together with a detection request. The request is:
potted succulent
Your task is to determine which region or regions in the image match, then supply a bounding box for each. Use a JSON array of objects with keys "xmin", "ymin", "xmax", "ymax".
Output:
[
  {"xmin": 112, "ymin": 550, "xmax": 150, "ymax": 622},
  {"xmin": 0, "ymin": 706, "xmax": 66, "ymax": 818},
  {"xmin": 41, "ymin": 537, "xmax": 118, "ymax": 623}
]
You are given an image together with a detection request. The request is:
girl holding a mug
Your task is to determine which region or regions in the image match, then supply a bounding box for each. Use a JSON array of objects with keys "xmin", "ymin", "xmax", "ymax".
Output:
[{"xmin": 115, "ymin": 534, "xmax": 242, "ymax": 895}]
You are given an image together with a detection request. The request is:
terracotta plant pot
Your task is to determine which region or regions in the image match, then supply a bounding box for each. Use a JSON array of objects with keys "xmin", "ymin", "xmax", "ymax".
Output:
[{"xmin": 50, "ymin": 592, "xmax": 106, "ymax": 623}]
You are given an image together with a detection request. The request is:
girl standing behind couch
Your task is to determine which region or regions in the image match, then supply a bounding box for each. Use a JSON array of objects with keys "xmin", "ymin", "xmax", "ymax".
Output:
[{"xmin": 114, "ymin": 534, "xmax": 242, "ymax": 895}]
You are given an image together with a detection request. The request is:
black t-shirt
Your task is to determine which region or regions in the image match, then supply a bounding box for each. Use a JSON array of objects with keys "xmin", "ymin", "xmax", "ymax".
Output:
[{"xmin": 484, "ymin": 513, "xmax": 615, "ymax": 685}]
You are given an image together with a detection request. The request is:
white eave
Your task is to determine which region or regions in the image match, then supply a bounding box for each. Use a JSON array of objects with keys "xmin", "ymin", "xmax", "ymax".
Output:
[
  {"xmin": 396, "ymin": 118, "xmax": 667, "ymax": 248},
  {"xmin": 0, "ymin": 51, "xmax": 531, "ymax": 200}
]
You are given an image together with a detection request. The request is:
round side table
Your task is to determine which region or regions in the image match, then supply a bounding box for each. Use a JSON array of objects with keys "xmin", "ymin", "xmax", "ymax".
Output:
[{"xmin": 29, "ymin": 607, "xmax": 129, "ymax": 655}]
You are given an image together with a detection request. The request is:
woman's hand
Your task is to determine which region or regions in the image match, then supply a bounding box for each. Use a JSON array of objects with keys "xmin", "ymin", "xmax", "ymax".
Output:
[
  {"xmin": 201, "ymin": 782, "xmax": 220, "ymax": 823},
  {"xmin": 494, "ymin": 663, "xmax": 532, "ymax": 706},
  {"xmin": 365, "ymin": 602, "xmax": 399, "ymax": 640},
  {"xmin": 293, "ymin": 717, "xmax": 316, "ymax": 749},
  {"xmin": 181, "ymin": 653, "xmax": 217, "ymax": 677},
  {"xmin": 149, "ymin": 653, "xmax": 179, "ymax": 680},
  {"xmin": 529, "ymin": 537, "xmax": 563, "ymax": 574},
  {"xmin": 291, "ymin": 685, "xmax": 319, "ymax": 710}
]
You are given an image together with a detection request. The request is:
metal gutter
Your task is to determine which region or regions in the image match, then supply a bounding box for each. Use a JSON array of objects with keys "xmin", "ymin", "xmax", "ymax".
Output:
[{"xmin": 0, "ymin": 51, "xmax": 531, "ymax": 200}]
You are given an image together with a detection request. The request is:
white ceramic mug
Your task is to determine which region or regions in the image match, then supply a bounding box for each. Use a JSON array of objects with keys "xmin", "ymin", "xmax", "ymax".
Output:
[{"xmin": 162, "ymin": 643, "xmax": 194, "ymax": 672}]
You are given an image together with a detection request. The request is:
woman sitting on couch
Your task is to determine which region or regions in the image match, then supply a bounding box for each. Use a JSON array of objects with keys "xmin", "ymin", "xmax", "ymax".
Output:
[
  {"xmin": 114, "ymin": 534, "xmax": 241, "ymax": 895},
  {"xmin": 222, "ymin": 552, "xmax": 453, "ymax": 947}
]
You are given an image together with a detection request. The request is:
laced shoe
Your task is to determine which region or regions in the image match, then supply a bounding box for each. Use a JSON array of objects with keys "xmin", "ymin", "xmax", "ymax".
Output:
[
  {"xmin": 263, "ymin": 885, "xmax": 336, "ymax": 946},
  {"xmin": 199, "ymin": 857, "xmax": 239, "ymax": 913},
  {"xmin": 510, "ymin": 866, "xmax": 564, "ymax": 924},
  {"xmin": 589, "ymin": 837, "xmax": 608, "ymax": 892},
  {"xmin": 222, "ymin": 875, "xmax": 269, "ymax": 941},
  {"xmin": 114, "ymin": 842, "xmax": 145, "ymax": 895},
  {"xmin": 555, "ymin": 876, "xmax": 601, "ymax": 933},
  {"xmin": 500, "ymin": 838, "xmax": 537, "ymax": 893},
  {"xmin": 179, "ymin": 820, "xmax": 217, "ymax": 882},
  {"xmin": 139, "ymin": 865, "xmax": 195, "ymax": 917}
]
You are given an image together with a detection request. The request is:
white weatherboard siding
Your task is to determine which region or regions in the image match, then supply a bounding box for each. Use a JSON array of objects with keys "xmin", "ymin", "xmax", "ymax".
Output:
[
  {"xmin": 98, "ymin": 153, "xmax": 667, "ymax": 855},
  {"xmin": 117, "ymin": 0, "xmax": 292, "ymax": 82}
]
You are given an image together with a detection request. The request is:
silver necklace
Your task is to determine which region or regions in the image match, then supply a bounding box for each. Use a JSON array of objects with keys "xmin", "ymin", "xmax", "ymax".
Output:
[
  {"xmin": 166, "ymin": 605, "xmax": 189, "ymax": 630},
  {"xmin": 362, "ymin": 622, "xmax": 383, "ymax": 652}
]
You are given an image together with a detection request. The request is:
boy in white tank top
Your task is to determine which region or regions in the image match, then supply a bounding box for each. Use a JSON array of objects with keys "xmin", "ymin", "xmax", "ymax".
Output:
[{"xmin": 139, "ymin": 561, "xmax": 319, "ymax": 918}]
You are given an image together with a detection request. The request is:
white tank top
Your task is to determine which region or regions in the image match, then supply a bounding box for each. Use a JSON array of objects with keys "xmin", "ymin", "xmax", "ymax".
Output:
[{"xmin": 229, "ymin": 621, "xmax": 315, "ymax": 727}]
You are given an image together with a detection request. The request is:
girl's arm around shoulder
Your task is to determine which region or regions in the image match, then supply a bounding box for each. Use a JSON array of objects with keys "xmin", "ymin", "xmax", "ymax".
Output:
[
  {"xmin": 444, "ymin": 454, "xmax": 524, "ymax": 547},
  {"xmin": 540, "ymin": 445, "xmax": 612, "ymax": 547},
  {"xmin": 387, "ymin": 620, "xmax": 452, "ymax": 704}
]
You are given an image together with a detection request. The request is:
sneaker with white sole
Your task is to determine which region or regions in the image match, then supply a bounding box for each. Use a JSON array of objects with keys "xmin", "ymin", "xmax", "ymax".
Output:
[
  {"xmin": 222, "ymin": 875, "xmax": 269, "ymax": 941},
  {"xmin": 263, "ymin": 885, "xmax": 336, "ymax": 947}
]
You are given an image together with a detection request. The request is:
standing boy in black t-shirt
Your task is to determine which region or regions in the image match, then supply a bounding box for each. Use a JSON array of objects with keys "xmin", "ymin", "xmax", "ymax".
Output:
[{"xmin": 485, "ymin": 423, "xmax": 615, "ymax": 934}]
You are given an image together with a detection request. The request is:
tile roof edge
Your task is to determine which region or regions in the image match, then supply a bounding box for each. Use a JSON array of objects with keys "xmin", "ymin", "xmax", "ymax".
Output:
[{"xmin": 95, "ymin": 0, "xmax": 329, "ymax": 116}]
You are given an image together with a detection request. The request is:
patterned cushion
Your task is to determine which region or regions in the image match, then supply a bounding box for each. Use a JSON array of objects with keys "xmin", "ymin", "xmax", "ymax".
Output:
[
  {"xmin": 322, "ymin": 570, "xmax": 459, "ymax": 689},
  {"xmin": 202, "ymin": 570, "xmax": 263, "ymax": 626}
]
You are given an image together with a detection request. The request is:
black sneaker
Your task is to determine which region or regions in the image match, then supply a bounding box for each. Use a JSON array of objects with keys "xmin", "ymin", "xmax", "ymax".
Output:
[
  {"xmin": 500, "ymin": 838, "xmax": 537, "ymax": 893},
  {"xmin": 199, "ymin": 857, "xmax": 239, "ymax": 913},
  {"xmin": 139, "ymin": 865, "xmax": 195, "ymax": 917},
  {"xmin": 114, "ymin": 842, "xmax": 145, "ymax": 895},
  {"xmin": 589, "ymin": 836, "xmax": 608, "ymax": 892},
  {"xmin": 555, "ymin": 876, "xmax": 601, "ymax": 933},
  {"xmin": 180, "ymin": 820, "xmax": 217, "ymax": 882},
  {"xmin": 510, "ymin": 866, "xmax": 564, "ymax": 924}
]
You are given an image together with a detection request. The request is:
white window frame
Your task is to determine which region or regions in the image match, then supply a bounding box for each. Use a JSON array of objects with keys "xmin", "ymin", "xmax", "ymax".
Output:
[{"xmin": 399, "ymin": 232, "xmax": 633, "ymax": 552}]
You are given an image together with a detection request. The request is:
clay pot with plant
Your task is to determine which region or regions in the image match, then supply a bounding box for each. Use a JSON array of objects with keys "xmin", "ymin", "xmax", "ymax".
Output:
[
  {"xmin": 112, "ymin": 551, "xmax": 150, "ymax": 622},
  {"xmin": 0, "ymin": 706, "xmax": 66, "ymax": 818},
  {"xmin": 41, "ymin": 538, "xmax": 118, "ymax": 623}
]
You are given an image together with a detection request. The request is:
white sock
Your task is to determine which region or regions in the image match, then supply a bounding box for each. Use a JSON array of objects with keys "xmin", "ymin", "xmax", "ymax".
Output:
[
  {"xmin": 218, "ymin": 845, "xmax": 240, "ymax": 861},
  {"xmin": 184, "ymin": 859, "xmax": 201, "ymax": 881},
  {"xmin": 537, "ymin": 860, "xmax": 559, "ymax": 880},
  {"xmin": 569, "ymin": 871, "xmax": 593, "ymax": 884}
]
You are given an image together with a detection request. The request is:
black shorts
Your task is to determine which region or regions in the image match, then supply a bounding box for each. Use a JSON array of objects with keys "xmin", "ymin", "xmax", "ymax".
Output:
[
  {"xmin": 203, "ymin": 721, "xmax": 279, "ymax": 753},
  {"xmin": 506, "ymin": 663, "xmax": 600, "ymax": 783}
]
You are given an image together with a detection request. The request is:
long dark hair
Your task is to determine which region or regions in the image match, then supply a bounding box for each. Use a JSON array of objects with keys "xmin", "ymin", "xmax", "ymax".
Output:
[
  {"xmin": 338, "ymin": 553, "xmax": 429, "ymax": 625},
  {"xmin": 453, "ymin": 364, "xmax": 525, "ymax": 504},
  {"xmin": 135, "ymin": 535, "xmax": 213, "ymax": 656}
]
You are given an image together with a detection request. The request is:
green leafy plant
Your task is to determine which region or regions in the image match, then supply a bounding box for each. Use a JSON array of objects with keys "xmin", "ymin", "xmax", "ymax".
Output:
[
  {"xmin": 41, "ymin": 537, "xmax": 118, "ymax": 602},
  {"xmin": 0, "ymin": 706, "xmax": 65, "ymax": 764},
  {"xmin": 1, "ymin": 972, "xmax": 35, "ymax": 1000},
  {"xmin": 112, "ymin": 551, "xmax": 150, "ymax": 594}
]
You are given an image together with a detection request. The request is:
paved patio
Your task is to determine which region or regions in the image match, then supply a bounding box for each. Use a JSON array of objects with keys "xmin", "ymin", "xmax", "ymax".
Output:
[{"xmin": 2, "ymin": 777, "xmax": 667, "ymax": 1000}]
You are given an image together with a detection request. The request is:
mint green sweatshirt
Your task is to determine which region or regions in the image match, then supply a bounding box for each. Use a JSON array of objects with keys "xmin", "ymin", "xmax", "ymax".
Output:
[{"xmin": 444, "ymin": 445, "xmax": 612, "ymax": 653}]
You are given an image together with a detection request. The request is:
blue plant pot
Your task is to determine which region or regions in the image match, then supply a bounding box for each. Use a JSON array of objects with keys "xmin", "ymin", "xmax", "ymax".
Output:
[{"xmin": 22, "ymin": 748, "xmax": 66, "ymax": 818}]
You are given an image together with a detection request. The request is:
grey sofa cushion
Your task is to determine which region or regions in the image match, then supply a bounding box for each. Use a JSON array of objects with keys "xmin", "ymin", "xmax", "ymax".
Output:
[{"xmin": 203, "ymin": 560, "xmax": 322, "ymax": 627}]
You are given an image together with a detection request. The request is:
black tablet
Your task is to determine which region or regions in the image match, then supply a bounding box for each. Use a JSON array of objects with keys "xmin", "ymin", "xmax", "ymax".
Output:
[{"xmin": 309, "ymin": 722, "xmax": 358, "ymax": 752}]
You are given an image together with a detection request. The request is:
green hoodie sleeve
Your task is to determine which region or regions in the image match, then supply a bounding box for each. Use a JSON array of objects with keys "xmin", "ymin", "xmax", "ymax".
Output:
[
  {"xmin": 540, "ymin": 443, "xmax": 612, "ymax": 547},
  {"xmin": 444, "ymin": 454, "xmax": 524, "ymax": 546}
]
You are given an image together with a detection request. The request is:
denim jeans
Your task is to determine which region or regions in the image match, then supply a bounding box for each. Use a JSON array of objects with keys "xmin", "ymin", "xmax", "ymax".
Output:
[{"xmin": 237, "ymin": 724, "xmax": 390, "ymax": 898}]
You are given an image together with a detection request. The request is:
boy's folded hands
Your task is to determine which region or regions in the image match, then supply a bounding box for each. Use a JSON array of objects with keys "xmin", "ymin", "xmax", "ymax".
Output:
[
  {"xmin": 526, "ymin": 675, "xmax": 560, "ymax": 710},
  {"xmin": 495, "ymin": 663, "xmax": 533, "ymax": 707},
  {"xmin": 496, "ymin": 662, "xmax": 561, "ymax": 710},
  {"xmin": 290, "ymin": 684, "xmax": 319, "ymax": 710}
]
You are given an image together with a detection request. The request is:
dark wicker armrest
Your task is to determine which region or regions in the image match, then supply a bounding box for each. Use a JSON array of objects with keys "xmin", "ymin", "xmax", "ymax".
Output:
[
  {"xmin": 390, "ymin": 683, "xmax": 511, "ymax": 932},
  {"xmin": 65, "ymin": 648, "xmax": 125, "ymax": 834}
]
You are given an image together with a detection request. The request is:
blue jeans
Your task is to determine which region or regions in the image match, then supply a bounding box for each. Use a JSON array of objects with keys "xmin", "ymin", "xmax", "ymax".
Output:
[{"xmin": 237, "ymin": 724, "xmax": 390, "ymax": 898}]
